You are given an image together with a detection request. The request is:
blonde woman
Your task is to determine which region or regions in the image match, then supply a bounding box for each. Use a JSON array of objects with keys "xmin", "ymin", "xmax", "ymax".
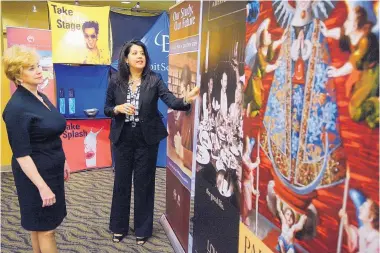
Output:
[{"xmin": 2, "ymin": 45, "xmax": 70, "ymax": 253}]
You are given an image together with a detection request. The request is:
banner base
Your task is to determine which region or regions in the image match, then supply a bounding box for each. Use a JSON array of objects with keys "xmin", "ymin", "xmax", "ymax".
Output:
[{"xmin": 159, "ymin": 214, "xmax": 185, "ymax": 253}]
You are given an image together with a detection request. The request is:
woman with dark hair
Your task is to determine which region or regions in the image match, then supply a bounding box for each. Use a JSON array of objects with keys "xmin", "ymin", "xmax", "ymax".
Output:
[{"xmin": 104, "ymin": 40, "xmax": 199, "ymax": 245}]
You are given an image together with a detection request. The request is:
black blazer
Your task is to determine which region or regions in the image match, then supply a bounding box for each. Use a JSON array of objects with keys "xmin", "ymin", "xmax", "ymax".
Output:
[{"xmin": 104, "ymin": 71, "xmax": 191, "ymax": 145}]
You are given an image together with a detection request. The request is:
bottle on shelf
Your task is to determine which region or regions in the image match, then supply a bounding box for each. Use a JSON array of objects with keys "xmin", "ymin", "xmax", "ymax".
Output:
[
  {"xmin": 68, "ymin": 88, "xmax": 76, "ymax": 116},
  {"xmin": 59, "ymin": 88, "xmax": 65, "ymax": 115}
]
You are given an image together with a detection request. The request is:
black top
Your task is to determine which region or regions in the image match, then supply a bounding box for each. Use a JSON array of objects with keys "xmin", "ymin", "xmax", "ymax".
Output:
[
  {"xmin": 104, "ymin": 71, "xmax": 191, "ymax": 145},
  {"xmin": 2, "ymin": 85, "xmax": 67, "ymax": 231},
  {"xmin": 3, "ymin": 85, "xmax": 66, "ymax": 159}
]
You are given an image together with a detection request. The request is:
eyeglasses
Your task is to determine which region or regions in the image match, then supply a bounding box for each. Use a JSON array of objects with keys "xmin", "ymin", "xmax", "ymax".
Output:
[{"xmin": 84, "ymin": 34, "xmax": 97, "ymax": 39}]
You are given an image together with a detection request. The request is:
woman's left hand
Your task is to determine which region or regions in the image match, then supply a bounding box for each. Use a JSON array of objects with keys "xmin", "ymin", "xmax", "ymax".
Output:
[
  {"xmin": 185, "ymin": 86, "xmax": 200, "ymax": 103},
  {"xmin": 64, "ymin": 161, "xmax": 71, "ymax": 182}
]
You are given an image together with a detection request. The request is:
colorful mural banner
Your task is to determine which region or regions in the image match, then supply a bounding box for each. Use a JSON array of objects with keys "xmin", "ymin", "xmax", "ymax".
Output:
[
  {"xmin": 61, "ymin": 119, "xmax": 112, "ymax": 172},
  {"xmin": 6, "ymin": 27, "xmax": 56, "ymax": 106},
  {"xmin": 241, "ymin": 1, "xmax": 379, "ymax": 253},
  {"xmin": 48, "ymin": 1, "xmax": 111, "ymax": 65}
]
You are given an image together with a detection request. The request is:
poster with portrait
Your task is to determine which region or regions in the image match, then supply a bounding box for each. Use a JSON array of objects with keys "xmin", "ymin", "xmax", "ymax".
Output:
[
  {"xmin": 48, "ymin": 1, "xmax": 110, "ymax": 65},
  {"xmin": 6, "ymin": 27, "xmax": 56, "ymax": 106},
  {"xmin": 192, "ymin": 1, "xmax": 246, "ymax": 253},
  {"xmin": 240, "ymin": 1, "xmax": 379, "ymax": 253}
]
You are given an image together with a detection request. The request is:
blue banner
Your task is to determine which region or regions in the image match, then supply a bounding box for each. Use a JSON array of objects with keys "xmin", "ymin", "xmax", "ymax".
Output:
[
  {"xmin": 54, "ymin": 64, "xmax": 110, "ymax": 119},
  {"xmin": 109, "ymin": 13, "xmax": 169, "ymax": 167},
  {"xmin": 141, "ymin": 13, "xmax": 169, "ymax": 167},
  {"xmin": 110, "ymin": 11, "xmax": 159, "ymax": 62}
]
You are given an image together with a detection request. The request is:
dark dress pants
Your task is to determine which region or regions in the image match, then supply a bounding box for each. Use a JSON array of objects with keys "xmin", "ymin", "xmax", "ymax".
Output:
[{"xmin": 109, "ymin": 122, "xmax": 159, "ymax": 237}]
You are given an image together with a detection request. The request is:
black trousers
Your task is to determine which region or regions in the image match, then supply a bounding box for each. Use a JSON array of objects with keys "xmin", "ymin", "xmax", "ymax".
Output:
[{"xmin": 109, "ymin": 122, "xmax": 159, "ymax": 237}]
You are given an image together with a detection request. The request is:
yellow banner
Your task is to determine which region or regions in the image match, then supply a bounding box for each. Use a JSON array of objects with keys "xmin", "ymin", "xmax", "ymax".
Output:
[
  {"xmin": 239, "ymin": 222, "xmax": 273, "ymax": 253},
  {"xmin": 48, "ymin": 1, "xmax": 110, "ymax": 64}
]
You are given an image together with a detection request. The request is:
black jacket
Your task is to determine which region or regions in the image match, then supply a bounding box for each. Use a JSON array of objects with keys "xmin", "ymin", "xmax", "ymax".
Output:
[{"xmin": 104, "ymin": 71, "xmax": 191, "ymax": 145}]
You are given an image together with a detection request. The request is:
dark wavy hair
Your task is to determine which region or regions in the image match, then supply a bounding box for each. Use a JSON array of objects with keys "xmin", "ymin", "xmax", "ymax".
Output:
[{"xmin": 117, "ymin": 40, "xmax": 151, "ymax": 85}]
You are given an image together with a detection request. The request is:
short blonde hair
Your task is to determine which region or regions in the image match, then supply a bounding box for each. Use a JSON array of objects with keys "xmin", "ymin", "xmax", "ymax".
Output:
[{"xmin": 3, "ymin": 45, "xmax": 40, "ymax": 86}]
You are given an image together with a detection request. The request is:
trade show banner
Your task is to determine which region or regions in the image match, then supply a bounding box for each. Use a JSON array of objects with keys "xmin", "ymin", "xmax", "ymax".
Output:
[
  {"xmin": 6, "ymin": 27, "xmax": 56, "ymax": 106},
  {"xmin": 61, "ymin": 119, "xmax": 112, "ymax": 172},
  {"xmin": 241, "ymin": 1, "xmax": 379, "ymax": 253},
  {"xmin": 166, "ymin": 1, "xmax": 201, "ymax": 252},
  {"xmin": 141, "ymin": 12, "xmax": 170, "ymax": 168},
  {"xmin": 54, "ymin": 64, "xmax": 109, "ymax": 119},
  {"xmin": 192, "ymin": 1, "xmax": 246, "ymax": 252},
  {"xmin": 168, "ymin": 0, "xmax": 201, "ymax": 190},
  {"xmin": 108, "ymin": 12, "xmax": 169, "ymax": 167},
  {"xmin": 48, "ymin": 1, "xmax": 110, "ymax": 65}
]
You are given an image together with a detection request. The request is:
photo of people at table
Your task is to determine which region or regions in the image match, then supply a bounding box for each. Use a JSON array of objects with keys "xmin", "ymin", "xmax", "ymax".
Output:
[{"xmin": 196, "ymin": 38, "xmax": 245, "ymax": 209}]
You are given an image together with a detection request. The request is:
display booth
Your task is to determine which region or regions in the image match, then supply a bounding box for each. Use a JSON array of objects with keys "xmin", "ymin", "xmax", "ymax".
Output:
[
  {"xmin": 5, "ymin": 1, "xmax": 380, "ymax": 253},
  {"xmin": 6, "ymin": 2, "xmax": 169, "ymax": 172}
]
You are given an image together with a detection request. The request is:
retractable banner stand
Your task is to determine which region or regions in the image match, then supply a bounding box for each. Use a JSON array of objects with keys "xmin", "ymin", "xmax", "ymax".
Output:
[
  {"xmin": 141, "ymin": 13, "xmax": 170, "ymax": 168},
  {"xmin": 6, "ymin": 27, "xmax": 56, "ymax": 106},
  {"xmin": 192, "ymin": 1, "xmax": 246, "ymax": 253},
  {"xmin": 162, "ymin": 1, "xmax": 201, "ymax": 252},
  {"xmin": 109, "ymin": 12, "xmax": 168, "ymax": 167},
  {"xmin": 240, "ymin": 1, "xmax": 380, "ymax": 253}
]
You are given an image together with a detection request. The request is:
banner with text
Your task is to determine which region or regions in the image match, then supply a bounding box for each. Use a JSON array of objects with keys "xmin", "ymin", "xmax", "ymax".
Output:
[
  {"xmin": 108, "ymin": 13, "xmax": 169, "ymax": 167},
  {"xmin": 61, "ymin": 119, "xmax": 112, "ymax": 172},
  {"xmin": 6, "ymin": 27, "xmax": 56, "ymax": 106},
  {"xmin": 141, "ymin": 13, "xmax": 170, "ymax": 168},
  {"xmin": 168, "ymin": 0, "xmax": 200, "ymax": 187},
  {"xmin": 167, "ymin": 1, "xmax": 201, "ymax": 252},
  {"xmin": 48, "ymin": 1, "xmax": 110, "ymax": 64}
]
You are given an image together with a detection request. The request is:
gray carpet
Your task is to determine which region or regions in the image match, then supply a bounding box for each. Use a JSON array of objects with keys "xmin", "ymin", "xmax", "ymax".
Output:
[{"xmin": 1, "ymin": 167, "xmax": 174, "ymax": 253}]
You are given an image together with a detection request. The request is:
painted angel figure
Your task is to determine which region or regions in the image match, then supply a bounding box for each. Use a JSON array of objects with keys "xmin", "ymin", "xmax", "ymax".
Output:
[
  {"xmin": 321, "ymin": 4, "xmax": 379, "ymax": 129},
  {"xmin": 261, "ymin": 0, "xmax": 346, "ymax": 191},
  {"xmin": 276, "ymin": 198, "xmax": 308, "ymax": 253},
  {"xmin": 244, "ymin": 18, "xmax": 286, "ymax": 118},
  {"xmin": 339, "ymin": 189, "xmax": 379, "ymax": 253},
  {"xmin": 241, "ymin": 136, "xmax": 260, "ymax": 226}
]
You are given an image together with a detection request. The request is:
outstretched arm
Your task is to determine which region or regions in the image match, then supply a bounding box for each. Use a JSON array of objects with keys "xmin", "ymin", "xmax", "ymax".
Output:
[
  {"xmin": 293, "ymin": 214, "xmax": 307, "ymax": 232},
  {"xmin": 277, "ymin": 198, "xmax": 286, "ymax": 223},
  {"xmin": 320, "ymin": 21, "xmax": 341, "ymax": 40}
]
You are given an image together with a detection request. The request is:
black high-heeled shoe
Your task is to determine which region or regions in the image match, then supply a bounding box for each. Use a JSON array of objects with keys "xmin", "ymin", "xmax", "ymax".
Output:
[
  {"xmin": 136, "ymin": 236, "xmax": 149, "ymax": 246},
  {"xmin": 112, "ymin": 233, "xmax": 127, "ymax": 243}
]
